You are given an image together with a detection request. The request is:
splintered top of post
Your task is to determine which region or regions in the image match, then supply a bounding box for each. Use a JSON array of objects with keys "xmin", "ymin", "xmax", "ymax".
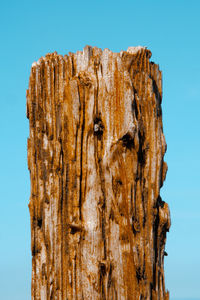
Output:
[
  {"xmin": 30, "ymin": 45, "xmax": 152, "ymax": 70},
  {"xmin": 27, "ymin": 45, "xmax": 162, "ymax": 123}
]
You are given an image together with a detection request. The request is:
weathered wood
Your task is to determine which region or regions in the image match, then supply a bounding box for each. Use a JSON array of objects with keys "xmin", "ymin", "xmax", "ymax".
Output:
[{"xmin": 27, "ymin": 46, "xmax": 170, "ymax": 300}]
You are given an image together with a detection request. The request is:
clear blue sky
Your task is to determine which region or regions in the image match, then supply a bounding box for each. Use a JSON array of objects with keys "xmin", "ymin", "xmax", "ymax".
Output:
[{"xmin": 0, "ymin": 1, "xmax": 200, "ymax": 299}]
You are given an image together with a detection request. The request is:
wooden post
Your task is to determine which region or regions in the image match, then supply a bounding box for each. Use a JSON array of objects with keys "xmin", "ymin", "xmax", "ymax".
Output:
[{"xmin": 27, "ymin": 46, "xmax": 170, "ymax": 300}]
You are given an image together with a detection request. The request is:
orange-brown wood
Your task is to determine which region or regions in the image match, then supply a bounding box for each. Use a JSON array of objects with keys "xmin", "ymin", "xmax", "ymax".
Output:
[{"xmin": 27, "ymin": 46, "xmax": 170, "ymax": 300}]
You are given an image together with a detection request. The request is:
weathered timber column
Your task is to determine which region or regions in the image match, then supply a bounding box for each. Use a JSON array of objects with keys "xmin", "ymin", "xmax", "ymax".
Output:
[{"xmin": 27, "ymin": 46, "xmax": 170, "ymax": 300}]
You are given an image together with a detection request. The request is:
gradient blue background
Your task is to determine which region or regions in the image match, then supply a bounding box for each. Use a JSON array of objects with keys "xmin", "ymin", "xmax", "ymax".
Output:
[{"xmin": 0, "ymin": 1, "xmax": 200, "ymax": 299}]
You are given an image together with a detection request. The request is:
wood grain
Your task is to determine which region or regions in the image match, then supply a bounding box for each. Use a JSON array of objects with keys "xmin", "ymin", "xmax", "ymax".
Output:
[{"xmin": 27, "ymin": 46, "xmax": 170, "ymax": 300}]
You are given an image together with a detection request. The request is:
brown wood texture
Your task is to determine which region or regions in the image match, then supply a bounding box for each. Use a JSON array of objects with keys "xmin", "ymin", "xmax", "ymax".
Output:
[{"xmin": 27, "ymin": 46, "xmax": 170, "ymax": 300}]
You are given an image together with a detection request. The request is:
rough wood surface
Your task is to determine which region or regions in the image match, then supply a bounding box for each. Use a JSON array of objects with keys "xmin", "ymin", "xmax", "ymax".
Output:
[{"xmin": 27, "ymin": 46, "xmax": 170, "ymax": 300}]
